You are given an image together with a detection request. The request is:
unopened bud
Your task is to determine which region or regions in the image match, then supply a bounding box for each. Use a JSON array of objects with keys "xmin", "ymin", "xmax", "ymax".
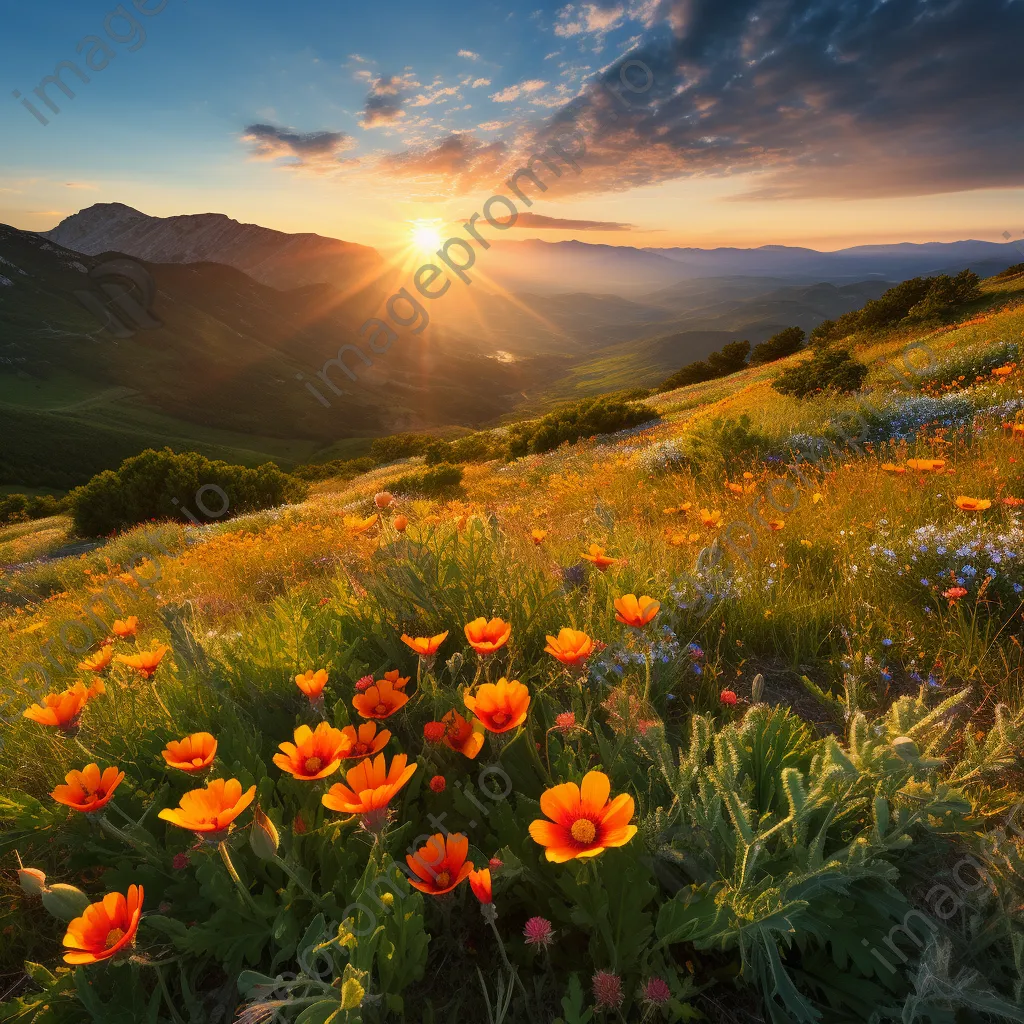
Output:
[
  {"xmin": 42, "ymin": 883, "xmax": 91, "ymax": 922},
  {"xmin": 249, "ymin": 806, "xmax": 280, "ymax": 860},
  {"xmin": 751, "ymin": 673, "xmax": 764, "ymax": 703},
  {"xmin": 18, "ymin": 867, "xmax": 47, "ymax": 896}
]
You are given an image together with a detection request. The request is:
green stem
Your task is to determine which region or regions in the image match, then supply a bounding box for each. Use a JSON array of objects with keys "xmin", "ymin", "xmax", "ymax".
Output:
[
  {"xmin": 153, "ymin": 964, "xmax": 186, "ymax": 1024},
  {"xmin": 272, "ymin": 854, "xmax": 330, "ymax": 910},
  {"xmin": 150, "ymin": 680, "xmax": 173, "ymax": 724},
  {"xmin": 487, "ymin": 917, "xmax": 532, "ymax": 1015},
  {"xmin": 219, "ymin": 841, "xmax": 262, "ymax": 916},
  {"xmin": 642, "ymin": 646, "xmax": 653, "ymax": 705}
]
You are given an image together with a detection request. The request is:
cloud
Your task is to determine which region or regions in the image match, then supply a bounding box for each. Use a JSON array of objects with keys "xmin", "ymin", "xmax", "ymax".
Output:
[
  {"xmin": 64, "ymin": 182, "xmax": 98, "ymax": 190},
  {"xmin": 458, "ymin": 49, "xmax": 481, "ymax": 60},
  {"xmin": 471, "ymin": 77, "xmax": 492, "ymax": 88},
  {"xmin": 555, "ymin": 4, "xmax": 626, "ymax": 38},
  {"xmin": 241, "ymin": 124, "xmax": 356, "ymax": 171},
  {"xmin": 504, "ymin": 212, "xmax": 634, "ymax": 230},
  {"xmin": 377, "ymin": 133, "xmax": 508, "ymax": 193},
  {"xmin": 374, "ymin": 0, "xmax": 1024, "ymax": 202},
  {"xmin": 360, "ymin": 74, "xmax": 415, "ymax": 128},
  {"xmin": 410, "ymin": 85, "xmax": 461, "ymax": 108},
  {"xmin": 490, "ymin": 79, "xmax": 549, "ymax": 102}
]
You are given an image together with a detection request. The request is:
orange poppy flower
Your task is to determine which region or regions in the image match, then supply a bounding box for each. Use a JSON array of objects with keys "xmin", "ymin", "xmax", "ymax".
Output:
[
  {"xmin": 158, "ymin": 778, "xmax": 256, "ymax": 836},
  {"xmin": 393, "ymin": 515, "xmax": 409, "ymax": 532},
  {"xmin": 63, "ymin": 885, "xmax": 143, "ymax": 965},
  {"xmin": 544, "ymin": 628, "xmax": 596, "ymax": 666},
  {"xmin": 374, "ymin": 491, "xmax": 394, "ymax": 509},
  {"xmin": 464, "ymin": 677, "xmax": 530, "ymax": 733},
  {"xmin": 111, "ymin": 616, "xmax": 138, "ymax": 638},
  {"xmin": 115, "ymin": 644, "xmax": 169, "ymax": 679},
  {"xmin": 992, "ymin": 363, "xmax": 1016, "ymax": 377},
  {"xmin": 163, "ymin": 732, "xmax": 217, "ymax": 773},
  {"xmin": 580, "ymin": 544, "xmax": 617, "ymax": 571},
  {"xmin": 273, "ymin": 722, "xmax": 349, "ymax": 780},
  {"xmin": 464, "ymin": 617, "xmax": 512, "ymax": 655},
  {"xmin": 954, "ymin": 496, "xmax": 992, "ymax": 511},
  {"xmin": 881, "ymin": 462, "xmax": 906, "ymax": 474},
  {"xmin": 699, "ymin": 509, "xmax": 723, "ymax": 528},
  {"xmin": 906, "ymin": 458, "xmax": 945, "ymax": 472},
  {"xmin": 380, "ymin": 669, "xmax": 411, "ymax": 691},
  {"xmin": 528, "ymin": 770, "xmax": 637, "ymax": 863},
  {"xmin": 78, "ymin": 646, "xmax": 113, "ymax": 673},
  {"xmin": 321, "ymin": 752, "xmax": 418, "ymax": 829},
  {"xmin": 614, "ymin": 594, "xmax": 660, "ymax": 628},
  {"xmin": 767, "ymin": 519, "xmax": 784, "ymax": 531},
  {"xmin": 405, "ymin": 832, "xmax": 474, "ymax": 895},
  {"xmin": 469, "ymin": 866, "xmax": 492, "ymax": 904},
  {"xmin": 338, "ymin": 721, "xmax": 391, "ymax": 760},
  {"xmin": 400, "ymin": 631, "xmax": 449, "ymax": 658},
  {"xmin": 352, "ymin": 678, "xmax": 409, "ymax": 720},
  {"xmin": 529, "ymin": 528, "xmax": 548, "ymax": 545},
  {"xmin": 295, "ymin": 669, "xmax": 328, "ymax": 700},
  {"xmin": 52, "ymin": 763, "xmax": 125, "ymax": 813},
  {"xmin": 23, "ymin": 683, "xmax": 92, "ymax": 730},
  {"xmin": 344, "ymin": 513, "xmax": 379, "ymax": 534},
  {"xmin": 441, "ymin": 709, "xmax": 486, "ymax": 759}
]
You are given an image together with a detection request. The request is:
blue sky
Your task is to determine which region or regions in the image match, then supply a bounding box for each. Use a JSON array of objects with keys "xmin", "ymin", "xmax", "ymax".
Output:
[{"xmin": 2, "ymin": 0, "xmax": 1023, "ymax": 250}]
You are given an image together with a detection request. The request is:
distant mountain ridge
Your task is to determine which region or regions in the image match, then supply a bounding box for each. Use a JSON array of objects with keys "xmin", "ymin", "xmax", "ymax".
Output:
[{"xmin": 43, "ymin": 203, "xmax": 384, "ymax": 292}]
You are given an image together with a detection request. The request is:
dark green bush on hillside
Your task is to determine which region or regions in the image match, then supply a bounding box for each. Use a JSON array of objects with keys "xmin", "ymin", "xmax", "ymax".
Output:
[
  {"xmin": 368, "ymin": 433, "xmax": 433, "ymax": 464},
  {"xmin": 392, "ymin": 462, "xmax": 464, "ymax": 496},
  {"xmin": 506, "ymin": 397, "xmax": 658, "ymax": 458},
  {"xmin": 773, "ymin": 347, "xmax": 869, "ymax": 399},
  {"xmin": 424, "ymin": 433, "xmax": 503, "ymax": 466},
  {"xmin": 995, "ymin": 262, "xmax": 1024, "ymax": 279},
  {"xmin": 0, "ymin": 493, "xmax": 67, "ymax": 527},
  {"xmin": 659, "ymin": 340, "xmax": 750, "ymax": 391},
  {"xmin": 68, "ymin": 448, "xmax": 307, "ymax": 537},
  {"xmin": 292, "ymin": 457, "xmax": 375, "ymax": 483},
  {"xmin": 679, "ymin": 414, "xmax": 772, "ymax": 477},
  {"xmin": 749, "ymin": 326, "xmax": 806, "ymax": 366}
]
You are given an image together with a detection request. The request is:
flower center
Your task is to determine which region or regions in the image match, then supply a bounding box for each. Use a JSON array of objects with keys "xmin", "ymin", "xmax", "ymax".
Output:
[
  {"xmin": 304, "ymin": 757, "xmax": 323, "ymax": 774},
  {"xmin": 105, "ymin": 927, "xmax": 126, "ymax": 949},
  {"xmin": 353, "ymin": 743, "xmax": 368, "ymax": 755},
  {"xmin": 374, "ymin": 703, "xmax": 388, "ymax": 716},
  {"xmin": 571, "ymin": 819, "xmax": 597, "ymax": 844},
  {"xmin": 191, "ymin": 757, "xmax": 205, "ymax": 766},
  {"xmin": 434, "ymin": 871, "xmax": 451, "ymax": 889},
  {"xmin": 491, "ymin": 711, "xmax": 508, "ymax": 726}
]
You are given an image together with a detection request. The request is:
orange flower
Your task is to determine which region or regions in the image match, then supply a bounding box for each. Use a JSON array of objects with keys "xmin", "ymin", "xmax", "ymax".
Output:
[
  {"xmin": 295, "ymin": 669, "xmax": 329, "ymax": 699},
  {"xmin": 352, "ymin": 678, "xmax": 409, "ymax": 720},
  {"xmin": 163, "ymin": 732, "xmax": 217, "ymax": 773},
  {"xmin": 992, "ymin": 363, "xmax": 1016, "ymax": 377},
  {"xmin": 469, "ymin": 866, "xmax": 493, "ymax": 904},
  {"xmin": 614, "ymin": 594, "xmax": 660, "ymax": 628},
  {"xmin": 464, "ymin": 678, "xmax": 530, "ymax": 734},
  {"xmin": 954, "ymin": 496, "xmax": 992, "ymax": 511},
  {"xmin": 405, "ymin": 832, "xmax": 474, "ymax": 895},
  {"xmin": 393, "ymin": 514, "xmax": 409, "ymax": 532},
  {"xmin": 374, "ymin": 491, "xmax": 394, "ymax": 509},
  {"xmin": 115, "ymin": 644, "xmax": 169, "ymax": 679},
  {"xmin": 321, "ymin": 752, "xmax": 417, "ymax": 829},
  {"xmin": 380, "ymin": 669, "xmax": 411, "ymax": 691},
  {"xmin": 158, "ymin": 778, "xmax": 256, "ymax": 836},
  {"xmin": 441, "ymin": 709, "xmax": 486, "ymax": 759},
  {"xmin": 274, "ymin": 722, "xmax": 349, "ymax": 780},
  {"xmin": 530, "ymin": 528, "xmax": 548, "ymax": 545},
  {"xmin": 528, "ymin": 770, "xmax": 637, "ymax": 863},
  {"xmin": 464, "ymin": 616, "xmax": 512, "ymax": 655},
  {"xmin": 880, "ymin": 463, "xmax": 906, "ymax": 474},
  {"xmin": 62, "ymin": 885, "xmax": 143, "ymax": 965},
  {"xmin": 401, "ymin": 631, "xmax": 449, "ymax": 658},
  {"xmin": 344, "ymin": 513, "xmax": 379, "ymax": 534},
  {"xmin": 23, "ymin": 682, "xmax": 93, "ymax": 730},
  {"xmin": 907, "ymin": 458, "xmax": 945, "ymax": 472},
  {"xmin": 580, "ymin": 544, "xmax": 617, "ymax": 571},
  {"xmin": 699, "ymin": 509, "xmax": 722, "ymax": 528},
  {"xmin": 338, "ymin": 721, "xmax": 391, "ymax": 760},
  {"xmin": 767, "ymin": 519, "xmax": 784, "ymax": 531},
  {"xmin": 1003, "ymin": 496, "xmax": 1024, "ymax": 507},
  {"xmin": 111, "ymin": 616, "xmax": 138, "ymax": 638},
  {"xmin": 78, "ymin": 646, "xmax": 113, "ymax": 673},
  {"xmin": 52, "ymin": 763, "xmax": 125, "ymax": 814},
  {"xmin": 544, "ymin": 628, "xmax": 596, "ymax": 666}
]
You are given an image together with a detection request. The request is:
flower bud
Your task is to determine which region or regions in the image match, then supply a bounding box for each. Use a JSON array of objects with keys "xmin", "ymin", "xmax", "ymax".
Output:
[
  {"xmin": 18, "ymin": 866, "xmax": 47, "ymax": 896},
  {"xmin": 249, "ymin": 806, "xmax": 280, "ymax": 860},
  {"xmin": 751, "ymin": 673, "xmax": 764, "ymax": 703},
  {"xmin": 42, "ymin": 883, "xmax": 91, "ymax": 922},
  {"xmin": 892, "ymin": 735, "xmax": 919, "ymax": 761}
]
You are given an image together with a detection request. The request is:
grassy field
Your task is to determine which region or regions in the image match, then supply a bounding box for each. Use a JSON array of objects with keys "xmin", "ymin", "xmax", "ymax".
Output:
[{"xmin": 1, "ymin": 276, "xmax": 1023, "ymax": 1023}]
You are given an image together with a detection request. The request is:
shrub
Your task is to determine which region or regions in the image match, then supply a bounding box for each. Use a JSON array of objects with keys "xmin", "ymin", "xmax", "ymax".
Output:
[
  {"xmin": 678, "ymin": 414, "xmax": 772, "ymax": 477},
  {"xmin": 659, "ymin": 340, "xmax": 749, "ymax": 391},
  {"xmin": 391, "ymin": 462, "xmax": 464, "ymax": 496},
  {"xmin": 903, "ymin": 270, "xmax": 981, "ymax": 324},
  {"xmin": 749, "ymin": 326, "xmax": 806, "ymax": 365},
  {"xmin": 0, "ymin": 493, "xmax": 67, "ymax": 527},
  {"xmin": 424, "ymin": 434, "xmax": 502, "ymax": 466},
  {"xmin": 773, "ymin": 347, "xmax": 869, "ymax": 398},
  {"xmin": 506, "ymin": 397, "xmax": 658, "ymax": 458},
  {"xmin": 368, "ymin": 432, "xmax": 433, "ymax": 464},
  {"xmin": 291, "ymin": 457, "xmax": 375, "ymax": 482},
  {"xmin": 994, "ymin": 262, "xmax": 1024, "ymax": 280},
  {"xmin": 68, "ymin": 448, "xmax": 307, "ymax": 537}
]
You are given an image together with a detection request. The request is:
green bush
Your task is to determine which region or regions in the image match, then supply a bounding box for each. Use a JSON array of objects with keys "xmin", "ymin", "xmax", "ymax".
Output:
[
  {"xmin": 749, "ymin": 326, "xmax": 806, "ymax": 365},
  {"xmin": 368, "ymin": 433, "xmax": 433, "ymax": 464},
  {"xmin": 68, "ymin": 448, "xmax": 307, "ymax": 537},
  {"xmin": 506, "ymin": 397, "xmax": 658, "ymax": 458},
  {"xmin": 659, "ymin": 340, "xmax": 749, "ymax": 391},
  {"xmin": 773, "ymin": 347, "xmax": 869, "ymax": 399},
  {"xmin": 679, "ymin": 414, "xmax": 772, "ymax": 477},
  {"xmin": 424, "ymin": 433, "xmax": 502, "ymax": 466},
  {"xmin": 291, "ymin": 457, "xmax": 375, "ymax": 482},
  {"xmin": 391, "ymin": 462, "xmax": 464, "ymax": 496},
  {"xmin": 994, "ymin": 262, "xmax": 1024, "ymax": 280},
  {"xmin": 0, "ymin": 493, "xmax": 67, "ymax": 527}
]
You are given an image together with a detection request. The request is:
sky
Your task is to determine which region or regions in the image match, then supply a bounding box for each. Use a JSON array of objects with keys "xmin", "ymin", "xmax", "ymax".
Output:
[{"xmin": 2, "ymin": 0, "xmax": 1023, "ymax": 252}]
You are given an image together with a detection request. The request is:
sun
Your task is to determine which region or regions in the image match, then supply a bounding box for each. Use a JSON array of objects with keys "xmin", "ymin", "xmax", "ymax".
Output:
[{"xmin": 410, "ymin": 220, "xmax": 444, "ymax": 254}]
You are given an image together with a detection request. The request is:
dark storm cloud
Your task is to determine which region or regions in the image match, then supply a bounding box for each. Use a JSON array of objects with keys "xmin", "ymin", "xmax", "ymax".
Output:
[
  {"xmin": 380, "ymin": 0, "xmax": 1024, "ymax": 200},
  {"xmin": 361, "ymin": 75, "xmax": 409, "ymax": 128}
]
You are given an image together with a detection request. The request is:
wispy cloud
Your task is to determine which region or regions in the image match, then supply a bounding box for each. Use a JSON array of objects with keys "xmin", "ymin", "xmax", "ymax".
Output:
[
  {"xmin": 505, "ymin": 212, "xmax": 634, "ymax": 230},
  {"xmin": 240, "ymin": 124, "xmax": 356, "ymax": 171},
  {"xmin": 458, "ymin": 49, "xmax": 481, "ymax": 60},
  {"xmin": 554, "ymin": 4, "xmax": 626, "ymax": 38},
  {"xmin": 490, "ymin": 79, "xmax": 548, "ymax": 102}
]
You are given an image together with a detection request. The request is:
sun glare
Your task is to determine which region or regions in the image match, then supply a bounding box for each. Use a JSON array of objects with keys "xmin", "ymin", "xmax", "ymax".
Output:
[{"xmin": 410, "ymin": 221, "xmax": 444, "ymax": 254}]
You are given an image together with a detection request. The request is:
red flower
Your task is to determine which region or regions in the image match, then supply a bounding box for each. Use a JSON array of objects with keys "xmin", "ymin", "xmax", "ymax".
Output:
[
  {"xmin": 355, "ymin": 675, "xmax": 374, "ymax": 692},
  {"xmin": 469, "ymin": 867, "xmax": 492, "ymax": 904},
  {"xmin": 423, "ymin": 721, "xmax": 446, "ymax": 743},
  {"xmin": 719, "ymin": 689, "xmax": 738, "ymax": 706},
  {"xmin": 523, "ymin": 916, "xmax": 554, "ymax": 947},
  {"xmin": 592, "ymin": 971, "xmax": 623, "ymax": 1011},
  {"xmin": 429, "ymin": 775, "xmax": 446, "ymax": 793}
]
